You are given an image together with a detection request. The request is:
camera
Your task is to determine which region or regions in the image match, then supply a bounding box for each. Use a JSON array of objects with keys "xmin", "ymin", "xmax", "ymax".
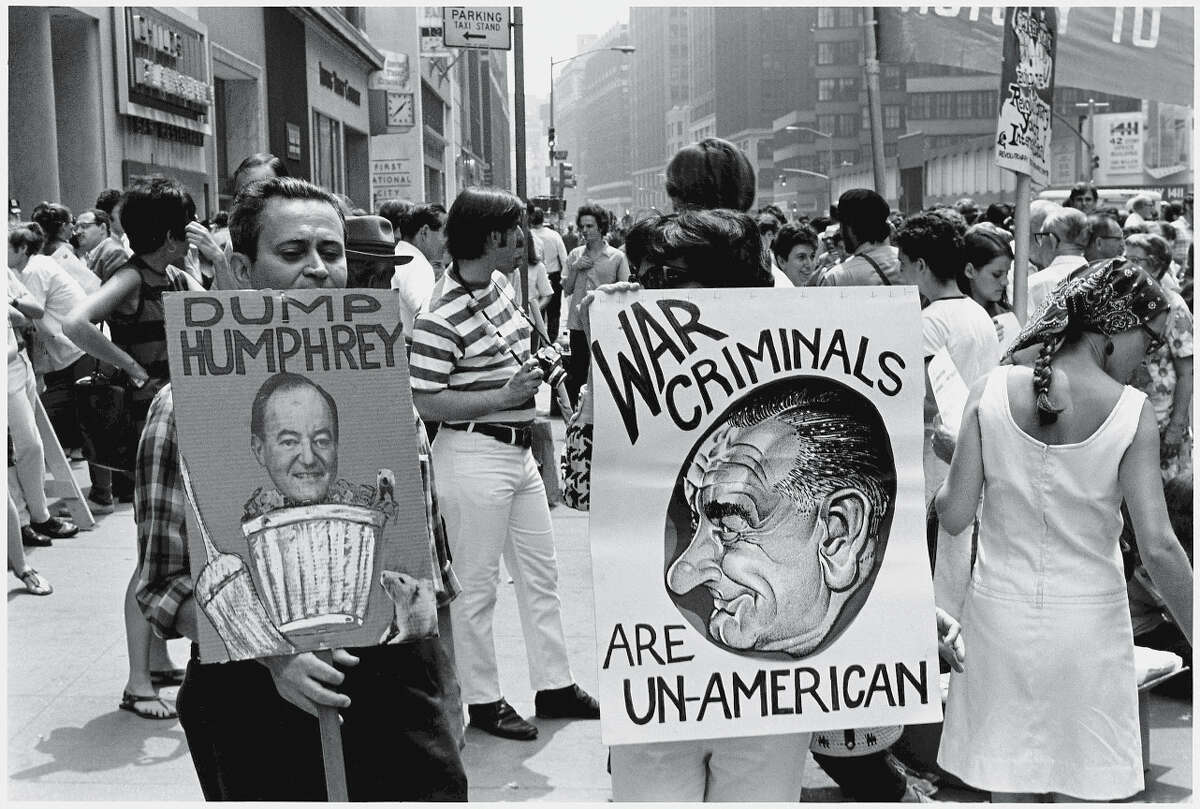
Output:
[{"xmin": 534, "ymin": 345, "xmax": 568, "ymax": 389}]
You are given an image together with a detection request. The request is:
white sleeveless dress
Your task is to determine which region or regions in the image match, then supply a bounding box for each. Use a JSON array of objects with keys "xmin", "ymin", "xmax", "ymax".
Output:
[{"xmin": 937, "ymin": 365, "xmax": 1146, "ymax": 799}]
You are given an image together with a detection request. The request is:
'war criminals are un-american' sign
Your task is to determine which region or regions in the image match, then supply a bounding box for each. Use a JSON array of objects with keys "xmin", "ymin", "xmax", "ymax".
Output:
[{"xmin": 588, "ymin": 286, "xmax": 941, "ymax": 745}]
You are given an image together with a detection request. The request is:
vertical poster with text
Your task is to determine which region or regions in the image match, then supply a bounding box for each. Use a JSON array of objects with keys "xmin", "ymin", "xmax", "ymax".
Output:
[
  {"xmin": 588, "ymin": 287, "xmax": 940, "ymax": 745},
  {"xmin": 994, "ymin": 7, "xmax": 1057, "ymax": 186},
  {"xmin": 165, "ymin": 290, "xmax": 438, "ymax": 663}
]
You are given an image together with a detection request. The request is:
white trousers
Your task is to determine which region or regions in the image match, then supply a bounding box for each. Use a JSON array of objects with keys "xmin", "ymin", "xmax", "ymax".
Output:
[
  {"xmin": 610, "ymin": 734, "xmax": 810, "ymax": 802},
  {"xmin": 8, "ymin": 354, "xmax": 49, "ymax": 524},
  {"xmin": 431, "ymin": 428, "xmax": 573, "ymax": 704}
]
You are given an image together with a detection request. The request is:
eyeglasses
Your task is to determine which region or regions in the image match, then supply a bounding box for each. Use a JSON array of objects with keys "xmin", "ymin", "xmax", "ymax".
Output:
[
  {"xmin": 74, "ymin": 220, "xmax": 97, "ymax": 230},
  {"xmin": 1032, "ymin": 231, "xmax": 1058, "ymax": 246},
  {"xmin": 1140, "ymin": 322, "xmax": 1168, "ymax": 354},
  {"xmin": 636, "ymin": 261, "xmax": 692, "ymax": 289}
]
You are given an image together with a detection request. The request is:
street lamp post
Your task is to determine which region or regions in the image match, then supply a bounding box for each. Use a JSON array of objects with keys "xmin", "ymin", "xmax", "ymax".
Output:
[
  {"xmin": 785, "ymin": 125, "xmax": 834, "ymax": 214},
  {"xmin": 549, "ymin": 45, "xmax": 635, "ymax": 200}
]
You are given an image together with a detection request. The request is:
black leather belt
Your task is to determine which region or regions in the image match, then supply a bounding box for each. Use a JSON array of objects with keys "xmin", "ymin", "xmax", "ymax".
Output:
[{"xmin": 443, "ymin": 421, "xmax": 532, "ymax": 448}]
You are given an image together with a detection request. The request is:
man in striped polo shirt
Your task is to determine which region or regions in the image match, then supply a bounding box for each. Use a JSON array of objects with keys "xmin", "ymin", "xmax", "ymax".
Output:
[{"xmin": 409, "ymin": 187, "xmax": 599, "ymax": 741}]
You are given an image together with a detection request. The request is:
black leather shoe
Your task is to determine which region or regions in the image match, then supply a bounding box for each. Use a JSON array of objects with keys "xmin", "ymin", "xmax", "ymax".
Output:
[
  {"xmin": 468, "ymin": 699, "xmax": 538, "ymax": 741},
  {"xmin": 21, "ymin": 526, "xmax": 52, "ymax": 548},
  {"xmin": 29, "ymin": 516, "xmax": 78, "ymax": 538},
  {"xmin": 535, "ymin": 684, "xmax": 600, "ymax": 719}
]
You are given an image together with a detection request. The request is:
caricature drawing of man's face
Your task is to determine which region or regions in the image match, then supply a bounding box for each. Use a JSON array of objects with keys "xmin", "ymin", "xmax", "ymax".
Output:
[
  {"xmin": 252, "ymin": 383, "xmax": 339, "ymax": 504},
  {"xmin": 665, "ymin": 382, "xmax": 894, "ymax": 658}
]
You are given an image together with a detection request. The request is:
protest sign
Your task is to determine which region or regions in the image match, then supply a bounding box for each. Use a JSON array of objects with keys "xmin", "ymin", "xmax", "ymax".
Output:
[
  {"xmin": 588, "ymin": 287, "xmax": 941, "ymax": 745},
  {"xmin": 927, "ymin": 348, "xmax": 971, "ymax": 437},
  {"xmin": 994, "ymin": 8, "xmax": 1057, "ymax": 186},
  {"xmin": 165, "ymin": 290, "xmax": 438, "ymax": 664},
  {"xmin": 993, "ymin": 312, "xmax": 1021, "ymax": 355}
]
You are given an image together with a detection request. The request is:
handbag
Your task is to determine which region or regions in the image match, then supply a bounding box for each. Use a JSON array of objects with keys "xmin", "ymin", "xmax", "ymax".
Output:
[
  {"xmin": 560, "ymin": 421, "xmax": 593, "ymax": 511},
  {"xmin": 75, "ymin": 368, "xmax": 164, "ymax": 473}
]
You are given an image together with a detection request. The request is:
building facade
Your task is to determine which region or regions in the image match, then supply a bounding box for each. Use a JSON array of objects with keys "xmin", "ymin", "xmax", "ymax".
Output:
[{"xmin": 9, "ymin": 6, "xmax": 512, "ymax": 221}]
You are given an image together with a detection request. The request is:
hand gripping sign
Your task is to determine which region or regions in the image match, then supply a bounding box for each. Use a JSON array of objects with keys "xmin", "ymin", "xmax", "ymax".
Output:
[{"xmin": 588, "ymin": 286, "xmax": 941, "ymax": 745}]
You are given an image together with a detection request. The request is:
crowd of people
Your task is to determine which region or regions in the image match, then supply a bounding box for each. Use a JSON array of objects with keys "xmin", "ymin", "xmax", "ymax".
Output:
[{"xmin": 7, "ymin": 136, "xmax": 1192, "ymax": 802}]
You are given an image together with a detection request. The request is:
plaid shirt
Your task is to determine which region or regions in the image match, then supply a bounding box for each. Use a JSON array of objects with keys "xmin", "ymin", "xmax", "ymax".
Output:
[{"xmin": 135, "ymin": 385, "xmax": 459, "ymax": 641}]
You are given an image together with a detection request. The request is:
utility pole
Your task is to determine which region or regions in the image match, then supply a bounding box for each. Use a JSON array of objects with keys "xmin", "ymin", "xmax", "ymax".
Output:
[
  {"xmin": 863, "ymin": 8, "xmax": 887, "ymax": 196},
  {"xmin": 512, "ymin": 6, "xmax": 529, "ymax": 311},
  {"xmin": 1074, "ymin": 98, "xmax": 1110, "ymax": 181}
]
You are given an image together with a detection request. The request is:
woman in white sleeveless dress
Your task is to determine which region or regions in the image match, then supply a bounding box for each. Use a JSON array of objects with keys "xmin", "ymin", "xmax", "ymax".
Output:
[{"xmin": 934, "ymin": 258, "xmax": 1193, "ymax": 801}]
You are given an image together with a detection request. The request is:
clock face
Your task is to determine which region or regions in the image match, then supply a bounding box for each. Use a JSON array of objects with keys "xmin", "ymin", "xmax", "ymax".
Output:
[{"xmin": 387, "ymin": 92, "xmax": 414, "ymax": 127}]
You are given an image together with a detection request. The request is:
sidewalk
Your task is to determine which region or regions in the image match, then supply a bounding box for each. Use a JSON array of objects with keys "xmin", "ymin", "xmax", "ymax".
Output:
[{"xmin": 7, "ymin": 429, "xmax": 1193, "ymax": 802}]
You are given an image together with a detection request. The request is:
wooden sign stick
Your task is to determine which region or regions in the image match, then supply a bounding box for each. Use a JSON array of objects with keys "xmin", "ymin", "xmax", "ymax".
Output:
[{"xmin": 315, "ymin": 649, "xmax": 349, "ymax": 801}]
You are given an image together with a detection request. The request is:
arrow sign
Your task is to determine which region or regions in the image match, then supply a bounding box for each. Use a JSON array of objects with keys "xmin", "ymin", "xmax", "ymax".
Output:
[{"xmin": 443, "ymin": 7, "xmax": 512, "ymax": 50}]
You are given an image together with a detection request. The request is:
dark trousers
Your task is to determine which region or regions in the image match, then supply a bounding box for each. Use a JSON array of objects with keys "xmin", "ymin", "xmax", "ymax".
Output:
[
  {"xmin": 813, "ymin": 751, "xmax": 906, "ymax": 802},
  {"xmin": 567, "ymin": 328, "xmax": 590, "ymax": 408},
  {"xmin": 545, "ymin": 271, "xmax": 563, "ymax": 343},
  {"xmin": 40, "ymin": 354, "xmax": 99, "ymax": 449},
  {"xmin": 177, "ymin": 640, "xmax": 467, "ymax": 801}
]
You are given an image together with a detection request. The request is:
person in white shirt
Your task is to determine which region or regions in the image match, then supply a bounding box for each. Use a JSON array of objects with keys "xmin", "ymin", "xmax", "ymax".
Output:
[
  {"xmin": 32, "ymin": 202, "xmax": 99, "ymax": 294},
  {"xmin": 1026, "ymin": 205, "xmax": 1090, "ymax": 316},
  {"xmin": 1123, "ymin": 194, "xmax": 1157, "ymax": 230},
  {"xmin": 529, "ymin": 207, "xmax": 568, "ymax": 342},
  {"xmin": 8, "ymin": 221, "xmax": 124, "ymax": 514},
  {"xmin": 895, "ymin": 212, "xmax": 1001, "ymax": 622},
  {"xmin": 388, "ymin": 202, "xmax": 447, "ymax": 339}
]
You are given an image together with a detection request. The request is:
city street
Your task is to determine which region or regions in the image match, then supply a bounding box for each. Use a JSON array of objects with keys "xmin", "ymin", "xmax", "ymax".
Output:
[{"xmin": 6, "ymin": 413, "xmax": 1193, "ymax": 802}]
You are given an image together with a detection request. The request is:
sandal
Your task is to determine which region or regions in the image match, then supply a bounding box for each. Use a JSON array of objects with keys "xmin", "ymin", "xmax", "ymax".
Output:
[
  {"xmin": 119, "ymin": 690, "xmax": 178, "ymax": 720},
  {"xmin": 17, "ymin": 568, "xmax": 53, "ymax": 596},
  {"xmin": 150, "ymin": 667, "xmax": 186, "ymax": 687}
]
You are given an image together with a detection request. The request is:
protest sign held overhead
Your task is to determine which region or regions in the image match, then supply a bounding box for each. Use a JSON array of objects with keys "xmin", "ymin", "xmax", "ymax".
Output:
[
  {"xmin": 994, "ymin": 8, "xmax": 1057, "ymax": 186},
  {"xmin": 165, "ymin": 290, "xmax": 439, "ymax": 663},
  {"xmin": 588, "ymin": 287, "xmax": 941, "ymax": 746}
]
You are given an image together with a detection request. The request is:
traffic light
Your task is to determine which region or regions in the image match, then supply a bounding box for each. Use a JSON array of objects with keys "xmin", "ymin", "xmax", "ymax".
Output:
[
  {"xmin": 1092, "ymin": 155, "xmax": 1101, "ymax": 169},
  {"xmin": 548, "ymin": 127, "xmax": 556, "ymax": 147},
  {"xmin": 559, "ymin": 162, "xmax": 576, "ymax": 189}
]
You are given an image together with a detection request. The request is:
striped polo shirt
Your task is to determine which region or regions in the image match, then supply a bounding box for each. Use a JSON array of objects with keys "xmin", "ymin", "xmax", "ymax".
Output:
[{"xmin": 409, "ymin": 268, "xmax": 535, "ymax": 425}]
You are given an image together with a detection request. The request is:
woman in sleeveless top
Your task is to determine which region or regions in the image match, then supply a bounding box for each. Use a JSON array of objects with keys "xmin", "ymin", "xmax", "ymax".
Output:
[
  {"xmin": 934, "ymin": 259, "xmax": 1193, "ymax": 801},
  {"xmin": 63, "ymin": 175, "xmax": 206, "ymax": 722}
]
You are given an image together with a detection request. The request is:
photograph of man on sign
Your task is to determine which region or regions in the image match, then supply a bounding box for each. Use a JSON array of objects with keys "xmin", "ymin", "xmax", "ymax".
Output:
[
  {"xmin": 665, "ymin": 376, "xmax": 896, "ymax": 658},
  {"xmin": 250, "ymin": 372, "xmax": 341, "ymax": 506}
]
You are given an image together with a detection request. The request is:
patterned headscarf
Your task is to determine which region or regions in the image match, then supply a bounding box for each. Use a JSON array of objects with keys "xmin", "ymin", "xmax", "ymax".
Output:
[{"xmin": 1007, "ymin": 256, "xmax": 1169, "ymax": 359}]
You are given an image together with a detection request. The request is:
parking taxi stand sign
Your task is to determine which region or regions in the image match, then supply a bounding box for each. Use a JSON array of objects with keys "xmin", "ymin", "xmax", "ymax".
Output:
[{"xmin": 442, "ymin": 7, "xmax": 511, "ymax": 50}]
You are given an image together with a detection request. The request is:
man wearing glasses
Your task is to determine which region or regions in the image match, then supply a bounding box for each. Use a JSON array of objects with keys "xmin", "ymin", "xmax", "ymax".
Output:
[
  {"xmin": 1084, "ymin": 213, "xmax": 1126, "ymax": 263},
  {"xmin": 74, "ymin": 208, "xmax": 132, "ymax": 283},
  {"xmin": 1027, "ymin": 205, "xmax": 1090, "ymax": 315}
]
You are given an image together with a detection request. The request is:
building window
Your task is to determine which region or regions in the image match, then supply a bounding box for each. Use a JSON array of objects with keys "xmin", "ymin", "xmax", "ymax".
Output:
[
  {"xmin": 422, "ymin": 80, "xmax": 444, "ymax": 136},
  {"xmin": 861, "ymin": 107, "xmax": 870, "ymax": 132},
  {"xmin": 882, "ymin": 64, "xmax": 905, "ymax": 91},
  {"xmin": 817, "ymin": 40, "xmax": 858, "ymax": 65},
  {"xmin": 884, "ymin": 104, "xmax": 902, "ymax": 130},
  {"xmin": 817, "ymin": 114, "xmax": 834, "ymax": 134},
  {"xmin": 837, "ymin": 7, "xmax": 858, "ymax": 26},
  {"xmin": 837, "ymin": 113, "xmax": 858, "ymax": 137},
  {"xmin": 313, "ymin": 110, "xmax": 343, "ymax": 193},
  {"xmin": 817, "ymin": 8, "xmax": 836, "ymax": 28},
  {"xmin": 819, "ymin": 77, "xmax": 859, "ymax": 101},
  {"xmin": 818, "ymin": 78, "xmax": 835, "ymax": 101},
  {"xmin": 837, "ymin": 149, "xmax": 860, "ymax": 165}
]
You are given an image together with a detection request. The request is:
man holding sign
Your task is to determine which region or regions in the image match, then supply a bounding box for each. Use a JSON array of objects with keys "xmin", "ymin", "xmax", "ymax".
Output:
[{"xmin": 135, "ymin": 177, "xmax": 466, "ymax": 801}]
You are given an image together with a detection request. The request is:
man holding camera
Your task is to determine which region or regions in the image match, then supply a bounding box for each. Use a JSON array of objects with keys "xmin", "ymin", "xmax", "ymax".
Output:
[{"xmin": 409, "ymin": 187, "xmax": 599, "ymax": 742}]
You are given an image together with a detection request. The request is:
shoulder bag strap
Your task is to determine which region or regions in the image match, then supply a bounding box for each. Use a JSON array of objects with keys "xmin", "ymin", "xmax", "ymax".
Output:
[{"xmin": 859, "ymin": 251, "xmax": 892, "ymax": 285}]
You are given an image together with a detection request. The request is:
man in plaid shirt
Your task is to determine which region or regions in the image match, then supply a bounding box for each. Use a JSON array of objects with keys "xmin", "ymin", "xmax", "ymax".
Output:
[{"xmin": 134, "ymin": 177, "xmax": 466, "ymax": 801}]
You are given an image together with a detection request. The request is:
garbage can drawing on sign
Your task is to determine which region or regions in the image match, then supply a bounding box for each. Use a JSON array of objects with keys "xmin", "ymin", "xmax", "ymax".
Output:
[{"xmin": 242, "ymin": 499, "xmax": 387, "ymax": 635}]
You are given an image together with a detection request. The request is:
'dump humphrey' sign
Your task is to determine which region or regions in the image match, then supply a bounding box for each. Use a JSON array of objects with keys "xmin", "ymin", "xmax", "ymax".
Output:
[{"xmin": 588, "ymin": 287, "xmax": 941, "ymax": 745}]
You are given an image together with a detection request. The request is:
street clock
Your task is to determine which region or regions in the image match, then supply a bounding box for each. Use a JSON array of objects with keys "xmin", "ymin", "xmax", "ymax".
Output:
[{"xmin": 386, "ymin": 92, "xmax": 415, "ymax": 128}]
